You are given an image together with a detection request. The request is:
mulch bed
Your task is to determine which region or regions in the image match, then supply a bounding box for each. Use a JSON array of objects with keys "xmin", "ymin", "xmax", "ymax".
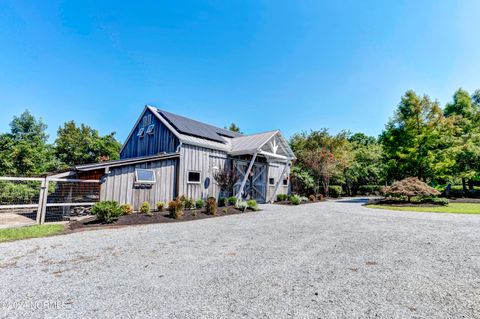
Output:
[
  {"xmin": 366, "ymin": 198, "xmax": 442, "ymax": 207},
  {"xmin": 69, "ymin": 206, "xmax": 250, "ymax": 231},
  {"xmin": 274, "ymin": 200, "xmax": 326, "ymax": 206},
  {"xmin": 447, "ymin": 198, "xmax": 480, "ymax": 204}
]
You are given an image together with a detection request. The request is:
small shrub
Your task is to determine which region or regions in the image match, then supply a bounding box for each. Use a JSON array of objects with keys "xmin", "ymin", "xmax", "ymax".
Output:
[
  {"xmin": 290, "ymin": 195, "xmax": 300, "ymax": 205},
  {"xmin": 120, "ymin": 204, "xmax": 133, "ymax": 215},
  {"xmin": 183, "ymin": 198, "xmax": 194, "ymax": 210},
  {"xmin": 140, "ymin": 202, "xmax": 152, "ymax": 216},
  {"xmin": 431, "ymin": 197, "xmax": 449, "ymax": 206},
  {"xmin": 316, "ymin": 194, "xmax": 324, "ymax": 201},
  {"xmin": 227, "ymin": 196, "xmax": 237, "ymax": 206},
  {"xmin": 236, "ymin": 201, "xmax": 248, "ymax": 211},
  {"xmin": 168, "ymin": 199, "xmax": 184, "ymax": 219},
  {"xmin": 206, "ymin": 197, "xmax": 217, "ymax": 215},
  {"xmin": 156, "ymin": 201, "xmax": 165, "ymax": 211},
  {"xmin": 308, "ymin": 195, "xmax": 316, "ymax": 202},
  {"xmin": 218, "ymin": 197, "xmax": 226, "ymax": 207},
  {"xmin": 195, "ymin": 199, "xmax": 204, "ymax": 209},
  {"xmin": 92, "ymin": 201, "xmax": 123, "ymax": 223},
  {"xmin": 329, "ymin": 186, "xmax": 342, "ymax": 198},
  {"xmin": 276, "ymin": 194, "xmax": 288, "ymax": 202},
  {"xmin": 411, "ymin": 196, "xmax": 449, "ymax": 206},
  {"xmin": 300, "ymin": 196, "xmax": 309, "ymax": 202},
  {"xmin": 246, "ymin": 199, "xmax": 258, "ymax": 211},
  {"xmin": 223, "ymin": 207, "xmax": 228, "ymax": 214}
]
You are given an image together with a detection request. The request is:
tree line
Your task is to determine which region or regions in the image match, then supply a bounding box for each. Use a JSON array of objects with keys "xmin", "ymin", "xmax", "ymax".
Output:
[
  {"xmin": 290, "ymin": 88, "xmax": 480, "ymax": 196},
  {"xmin": 0, "ymin": 110, "xmax": 122, "ymax": 176},
  {"xmin": 1, "ymin": 87, "xmax": 479, "ymax": 196}
]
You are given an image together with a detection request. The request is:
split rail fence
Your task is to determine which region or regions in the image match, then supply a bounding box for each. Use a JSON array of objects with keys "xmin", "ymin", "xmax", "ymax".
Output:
[{"xmin": 0, "ymin": 176, "xmax": 100, "ymax": 226}]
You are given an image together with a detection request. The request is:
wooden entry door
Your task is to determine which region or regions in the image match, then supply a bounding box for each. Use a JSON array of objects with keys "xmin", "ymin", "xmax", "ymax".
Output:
[{"xmin": 233, "ymin": 159, "xmax": 267, "ymax": 203}]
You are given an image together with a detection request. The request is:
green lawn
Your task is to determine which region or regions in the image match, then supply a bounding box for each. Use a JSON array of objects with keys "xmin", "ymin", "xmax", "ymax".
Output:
[
  {"xmin": 0, "ymin": 224, "xmax": 65, "ymax": 243},
  {"xmin": 367, "ymin": 203, "xmax": 480, "ymax": 214}
]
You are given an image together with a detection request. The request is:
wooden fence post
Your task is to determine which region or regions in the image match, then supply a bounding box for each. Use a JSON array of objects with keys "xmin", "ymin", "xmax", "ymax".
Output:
[{"xmin": 37, "ymin": 178, "xmax": 49, "ymax": 224}]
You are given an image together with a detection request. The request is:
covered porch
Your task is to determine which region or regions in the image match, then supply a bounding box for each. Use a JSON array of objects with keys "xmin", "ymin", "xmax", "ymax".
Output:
[{"xmin": 229, "ymin": 130, "xmax": 296, "ymax": 203}]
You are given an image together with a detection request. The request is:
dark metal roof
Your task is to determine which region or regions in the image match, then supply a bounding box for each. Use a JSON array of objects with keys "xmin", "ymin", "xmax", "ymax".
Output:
[
  {"xmin": 75, "ymin": 153, "xmax": 180, "ymax": 171},
  {"xmin": 156, "ymin": 109, "xmax": 242, "ymax": 143}
]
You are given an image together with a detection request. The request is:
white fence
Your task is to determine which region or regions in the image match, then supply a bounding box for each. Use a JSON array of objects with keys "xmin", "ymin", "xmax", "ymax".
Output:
[{"xmin": 0, "ymin": 176, "xmax": 100, "ymax": 226}]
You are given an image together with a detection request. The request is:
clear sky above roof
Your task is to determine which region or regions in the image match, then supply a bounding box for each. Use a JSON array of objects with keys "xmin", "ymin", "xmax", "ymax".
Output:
[{"xmin": 1, "ymin": 1, "xmax": 479, "ymax": 143}]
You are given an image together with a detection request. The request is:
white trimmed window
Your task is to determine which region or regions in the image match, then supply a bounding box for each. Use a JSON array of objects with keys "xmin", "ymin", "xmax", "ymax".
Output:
[
  {"xmin": 135, "ymin": 169, "xmax": 156, "ymax": 184},
  {"xmin": 283, "ymin": 178, "xmax": 288, "ymax": 186},
  {"xmin": 187, "ymin": 171, "xmax": 201, "ymax": 184},
  {"xmin": 269, "ymin": 178, "xmax": 275, "ymax": 185},
  {"xmin": 137, "ymin": 127, "xmax": 145, "ymax": 137}
]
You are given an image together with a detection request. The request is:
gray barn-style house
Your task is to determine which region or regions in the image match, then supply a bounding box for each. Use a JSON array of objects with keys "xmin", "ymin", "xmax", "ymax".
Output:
[{"xmin": 74, "ymin": 106, "xmax": 296, "ymax": 209}]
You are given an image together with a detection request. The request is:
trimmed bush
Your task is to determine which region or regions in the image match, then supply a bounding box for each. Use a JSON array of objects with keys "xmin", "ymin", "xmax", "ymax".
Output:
[
  {"xmin": 195, "ymin": 199, "xmax": 204, "ymax": 209},
  {"xmin": 411, "ymin": 196, "xmax": 449, "ymax": 206},
  {"xmin": 290, "ymin": 195, "xmax": 300, "ymax": 205},
  {"xmin": 383, "ymin": 177, "xmax": 440, "ymax": 202},
  {"xmin": 168, "ymin": 199, "xmax": 184, "ymax": 219},
  {"xmin": 329, "ymin": 186, "xmax": 342, "ymax": 198},
  {"xmin": 92, "ymin": 201, "xmax": 123, "ymax": 223},
  {"xmin": 140, "ymin": 202, "xmax": 152, "ymax": 216},
  {"xmin": 236, "ymin": 201, "xmax": 248, "ymax": 211},
  {"xmin": 246, "ymin": 199, "xmax": 258, "ymax": 211},
  {"xmin": 316, "ymin": 194, "xmax": 324, "ymax": 201},
  {"xmin": 218, "ymin": 197, "xmax": 226, "ymax": 207},
  {"xmin": 183, "ymin": 198, "xmax": 194, "ymax": 210},
  {"xmin": 308, "ymin": 195, "xmax": 316, "ymax": 202},
  {"xmin": 156, "ymin": 201, "xmax": 165, "ymax": 211},
  {"xmin": 227, "ymin": 196, "xmax": 237, "ymax": 205},
  {"xmin": 206, "ymin": 197, "xmax": 217, "ymax": 215},
  {"xmin": 276, "ymin": 194, "xmax": 288, "ymax": 202},
  {"xmin": 120, "ymin": 204, "xmax": 133, "ymax": 215},
  {"xmin": 300, "ymin": 196, "xmax": 309, "ymax": 202}
]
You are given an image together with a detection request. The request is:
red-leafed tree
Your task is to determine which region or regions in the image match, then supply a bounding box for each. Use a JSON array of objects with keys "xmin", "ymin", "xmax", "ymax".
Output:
[{"xmin": 303, "ymin": 148, "xmax": 337, "ymax": 197}]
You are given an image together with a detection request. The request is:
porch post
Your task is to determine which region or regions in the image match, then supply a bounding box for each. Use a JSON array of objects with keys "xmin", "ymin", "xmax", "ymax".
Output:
[
  {"xmin": 269, "ymin": 161, "xmax": 291, "ymax": 203},
  {"xmin": 235, "ymin": 152, "xmax": 258, "ymax": 201}
]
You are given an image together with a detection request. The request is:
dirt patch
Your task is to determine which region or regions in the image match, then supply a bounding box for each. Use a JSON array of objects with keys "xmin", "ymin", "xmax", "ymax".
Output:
[{"xmin": 68, "ymin": 206, "xmax": 251, "ymax": 231}]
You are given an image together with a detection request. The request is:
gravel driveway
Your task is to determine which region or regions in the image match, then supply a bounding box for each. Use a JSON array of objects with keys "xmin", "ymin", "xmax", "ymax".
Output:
[{"xmin": 1, "ymin": 198, "xmax": 480, "ymax": 318}]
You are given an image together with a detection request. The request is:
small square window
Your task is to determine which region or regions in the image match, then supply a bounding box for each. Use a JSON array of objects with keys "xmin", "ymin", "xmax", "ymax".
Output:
[
  {"xmin": 137, "ymin": 127, "xmax": 145, "ymax": 137},
  {"xmin": 269, "ymin": 178, "xmax": 275, "ymax": 185},
  {"xmin": 283, "ymin": 178, "xmax": 288, "ymax": 186},
  {"xmin": 146, "ymin": 124, "xmax": 155, "ymax": 134},
  {"xmin": 135, "ymin": 169, "xmax": 156, "ymax": 184},
  {"xmin": 187, "ymin": 171, "xmax": 201, "ymax": 183}
]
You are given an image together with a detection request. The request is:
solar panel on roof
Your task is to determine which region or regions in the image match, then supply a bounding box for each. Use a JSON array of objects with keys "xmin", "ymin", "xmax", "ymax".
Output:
[{"xmin": 157, "ymin": 109, "xmax": 241, "ymax": 143}]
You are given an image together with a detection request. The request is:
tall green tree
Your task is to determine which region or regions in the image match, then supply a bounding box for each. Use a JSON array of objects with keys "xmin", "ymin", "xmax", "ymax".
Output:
[
  {"xmin": 444, "ymin": 88, "xmax": 480, "ymax": 192},
  {"xmin": 379, "ymin": 90, "xmax": 455, "ymax": 183},
  {"xmin": 0, "ymin": 110, "xmax": 57, "ymax": 176},
  {"xmin": 54, "ymin": 121, "xmax": 121, "ymax": 167},
  {"xmin": 225, "ymin": 123, "xmax": 242, "ymax": 134},
  {"xmin": 343, "ymin": 134, "xmax": 384, "ymax": 195}
]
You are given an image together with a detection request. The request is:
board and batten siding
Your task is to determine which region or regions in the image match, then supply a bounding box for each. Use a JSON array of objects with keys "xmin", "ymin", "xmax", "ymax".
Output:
[
  {"xmin": 178, "ymin": 144, "xmax": 228, "ymax": 200},
  {"xmin": 101, "ymin": 158, "xmax": 178, "ymax": 210},
  {"xmin": 267, "ymin": 162, "xmax": 290, "ymax": 201},
  {"xmin": 120, "ymin": 108, "xmax": 179, "ymax": 159}
]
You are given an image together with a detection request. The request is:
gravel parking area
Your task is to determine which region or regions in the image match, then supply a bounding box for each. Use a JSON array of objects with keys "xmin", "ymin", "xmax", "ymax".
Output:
[{"xmin": 1, "ymin": 198, "xmax": 480, "ymax": 318}]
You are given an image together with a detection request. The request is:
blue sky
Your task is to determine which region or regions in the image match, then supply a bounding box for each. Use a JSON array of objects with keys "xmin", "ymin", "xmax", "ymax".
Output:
[{"xmin": 1, "ymin": 1, "xmax": 479, "ymax": 143}]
